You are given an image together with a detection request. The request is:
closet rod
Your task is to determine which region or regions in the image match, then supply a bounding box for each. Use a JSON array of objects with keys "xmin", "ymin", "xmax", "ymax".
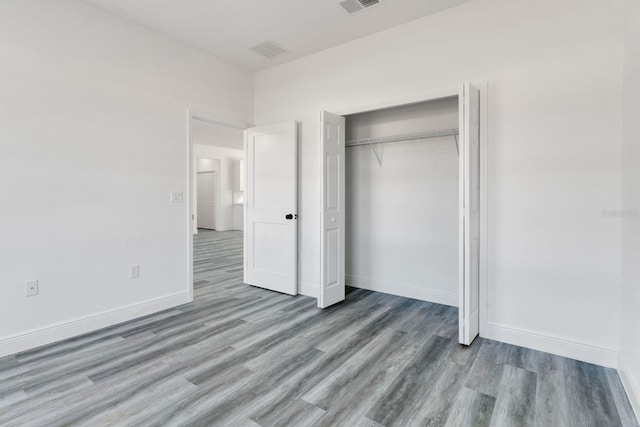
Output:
[{"xmin": 345, "ymin": 128, "xmax": 459, "ymax": 148}]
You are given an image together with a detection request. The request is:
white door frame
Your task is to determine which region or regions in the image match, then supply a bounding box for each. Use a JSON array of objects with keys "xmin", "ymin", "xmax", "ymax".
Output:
[
  {"xmin": 187, "ymin": 109, "xmax": 252, "ymax": 302},
  {"xmin": 332, "ymin": 84, "xmax": 489, "ymax": 337}
]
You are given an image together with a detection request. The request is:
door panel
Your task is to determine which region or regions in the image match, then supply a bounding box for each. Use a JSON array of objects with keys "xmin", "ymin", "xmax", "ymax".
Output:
[
  {"xmin": 253, "ymin": 133, "xmax": 292, "ymax": 208},
  {"xmin": 319, "ymin": 111, "xmax": 346, "ymax": 308},
  {"xmin": 245, "ymin": 121, "xmax": 297, "ymax": 295},
  {"xmin": 253, "ymin": 222, "xmax": 290, "ymax": 274},
  {"xmin": 459, "ymin": 82, "xmax": 481, "ymax": 345},
  {"xmin": 197, "ymin": 172, "xmax": 216, "ymax": 230}
]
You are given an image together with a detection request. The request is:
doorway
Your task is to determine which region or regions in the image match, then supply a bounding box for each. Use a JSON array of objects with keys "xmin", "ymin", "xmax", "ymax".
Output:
[
  {"xmin": 188, "ymin": 112, "xmax": 248, "ymax": 301},
  {"xmin": 187, "ymin": 112, "xmax": 300, "ymax": 302}
]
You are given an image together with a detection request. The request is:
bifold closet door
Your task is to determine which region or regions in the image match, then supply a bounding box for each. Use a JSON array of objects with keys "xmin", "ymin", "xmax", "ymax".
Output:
[
  {"xmin": 459, "ymin": 82, "xmax": 481, "ymax": 345},
  {"xmin": 319, "ymin": 111, "xmax": 346, "ymax": 308},
  {"xmin": 244, "ymin": 121, "xmax": 298, "ymax": 296}
]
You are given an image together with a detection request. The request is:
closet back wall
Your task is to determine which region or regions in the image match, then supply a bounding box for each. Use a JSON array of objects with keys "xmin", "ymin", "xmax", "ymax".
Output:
[{"xmin": 345, "ymin": 98, "xmax": 459, "ymax": 305}]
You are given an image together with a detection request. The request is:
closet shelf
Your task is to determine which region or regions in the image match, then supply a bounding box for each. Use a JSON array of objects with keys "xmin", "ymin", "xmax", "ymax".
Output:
[{"xmin": 345, "ymin": 128, "xmax": 459, "ymax": 148}]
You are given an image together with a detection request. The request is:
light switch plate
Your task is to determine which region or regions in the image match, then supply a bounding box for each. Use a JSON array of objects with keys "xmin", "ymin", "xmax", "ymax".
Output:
[
  {"xmin": 130, "ymin": 264, "xmax": 140, "ymax": 279},
  {"xmin": 171, "ymin": 191, "xmax": 184, "ymax": 203}
]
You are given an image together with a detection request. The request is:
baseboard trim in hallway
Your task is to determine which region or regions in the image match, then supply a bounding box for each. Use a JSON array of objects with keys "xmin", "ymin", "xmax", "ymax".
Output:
[{"xmin": 0, "ymin": 291, "xmax": 190, "ymax": 358}]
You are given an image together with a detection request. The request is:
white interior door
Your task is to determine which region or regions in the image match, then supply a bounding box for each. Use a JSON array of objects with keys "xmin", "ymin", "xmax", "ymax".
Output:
[
  {"xmin": 459, "ymin": 82, "xmax": 481, "ymax": 345},
  {"xmin": 197, "ymin": 172, "xmax": 217, "ymax": 230},
  {"xmin": 244, "ymin": 121, "xmax": 298, "ymax": 295},
  {"xmin": 319, "ymin": 111, "xmax": 346, "ymax": 308}
]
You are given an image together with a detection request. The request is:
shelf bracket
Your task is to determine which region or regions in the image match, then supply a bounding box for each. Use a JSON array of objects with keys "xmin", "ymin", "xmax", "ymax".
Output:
[{"xmin": 370, "ymin": 142, "xmax": 382, "ymax": 166}]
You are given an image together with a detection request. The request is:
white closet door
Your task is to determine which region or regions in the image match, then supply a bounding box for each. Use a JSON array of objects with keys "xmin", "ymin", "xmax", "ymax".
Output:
[
  {"xmin": 459, "ymin": 82, "xmax": 481, "ymax": 345},
  {"xmin": 319, "ymin": 111, "xmax": 346, "ymax": 308},
  {"xmin": 197, "ymin": 172, "xmax": 217, "ymax": 230},
  {"xmin": 244, "ymin": 121, "xmax": 298, "ymax": 295}
]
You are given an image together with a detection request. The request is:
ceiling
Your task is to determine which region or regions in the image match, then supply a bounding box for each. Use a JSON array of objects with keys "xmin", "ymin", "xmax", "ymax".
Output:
[
  {"xmin": 82, "ymin": 0, "xmax": 470, "ymax": 71},
  {"xmin": 192, "ymin": 119, "xmax": 244, "ymax": 150}
]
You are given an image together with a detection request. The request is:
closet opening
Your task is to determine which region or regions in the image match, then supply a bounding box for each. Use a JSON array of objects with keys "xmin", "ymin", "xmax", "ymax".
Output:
[
  {"xmin": 344, "ymin": 96, "xmax": 460, "ymax": 309},
  {"xmin": 319, "ymin": 83, "xmax": 481, "ymax": 345}
]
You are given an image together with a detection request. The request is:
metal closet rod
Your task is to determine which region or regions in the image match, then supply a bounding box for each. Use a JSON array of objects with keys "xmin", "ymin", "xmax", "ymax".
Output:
[{"xmin": 345, "ymin": 128, "xmax": 459, "ymax": 147}]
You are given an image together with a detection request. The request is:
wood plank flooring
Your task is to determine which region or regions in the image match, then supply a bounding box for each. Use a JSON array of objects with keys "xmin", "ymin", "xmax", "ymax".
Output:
[{"xmin": 0, "ymin": 229, "xmax": 637, "ymax": 426}]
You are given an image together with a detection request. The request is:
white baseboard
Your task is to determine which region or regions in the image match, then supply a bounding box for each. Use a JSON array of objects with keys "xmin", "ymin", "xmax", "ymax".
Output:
[
  {"xmin": 484, "ymin": 321, "xmax": 618, "ymax": 368},
  {"xmin": 0, "ymin": 291, "xmax": 191, "ymax": 358},
  {"xmin": 619, "ymin": 357, "xmax": 640, "ymax": 422},
  {"xmin": 299, "ymin": 281, "xmax": 318, "ymax": 299},
  {"xmin": 197, "ymin": 226, "xmax": 234, "ymax": 232},
  {"xmin": 346, "ymin": 275, "xmax": 458, "ymax": 307}
]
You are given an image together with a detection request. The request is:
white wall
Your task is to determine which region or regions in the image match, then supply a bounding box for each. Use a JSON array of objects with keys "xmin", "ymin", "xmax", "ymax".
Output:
[
  {"xmin": 619, "ymin": 0, "xmax": 640, "ymax": 418},
  {"xmin": 193, "ymin": 144, "xmax": 245, "ymax": 232},
  {"xmin": 345, "ymin": 98, "xmax": 459, "ymax": 306},
  {"xmin": 254, "ymin": 0, "xmax": 624, "ymax": 366},
  {"xmin": 0, "ymin": 0, "xmax": 253, "ymax": 356},
  {"xmin": 197, "ymin": 158, "xmax": 220, "ymax": 173}
]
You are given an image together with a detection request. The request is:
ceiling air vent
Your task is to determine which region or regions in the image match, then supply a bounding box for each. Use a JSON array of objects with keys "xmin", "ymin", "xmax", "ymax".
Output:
[
  {"xmin": 339, "ymin": 0, "xmax": 381, "ymax": 14},
  {"xmin": 250, "ymin": 40, "xmax": 288, "ymax": 60}
]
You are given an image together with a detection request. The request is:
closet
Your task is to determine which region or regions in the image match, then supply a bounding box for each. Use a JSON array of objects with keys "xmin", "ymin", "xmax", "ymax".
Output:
[
  {"xmin": 344, "ymin": 97, "xmax": 460, "ymax": 308},
  {"xmin": 319, "ymin": 83, "xmax": 481, "ymax": 345}
]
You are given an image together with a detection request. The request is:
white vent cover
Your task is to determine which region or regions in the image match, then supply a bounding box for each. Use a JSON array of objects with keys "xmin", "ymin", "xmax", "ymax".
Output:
[
  {"xmin": 339, "ymin": 0, "xmax": 381, "ymax": 14},
  {"xmin": 250, "ymin": 40, "xmax": 288, "ymax": 59}
]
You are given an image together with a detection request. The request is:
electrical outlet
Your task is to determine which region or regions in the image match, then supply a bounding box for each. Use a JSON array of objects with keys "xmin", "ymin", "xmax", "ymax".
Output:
[
  {"xmin": 25, "ymin": 280, "xmax": 39, "ymax": 297},
  {"xmin": 130, "ymin": 264, "xmax": 140, "ymax": 279},
  {"xmin": 170, "ymin": 192, "xmax": 183, "ymax": 203}
]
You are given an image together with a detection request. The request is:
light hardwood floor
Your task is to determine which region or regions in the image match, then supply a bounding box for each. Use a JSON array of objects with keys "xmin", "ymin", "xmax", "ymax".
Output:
[{"xmin": 0, "ymin": 230, "xmax": 637, "ymax": 426}]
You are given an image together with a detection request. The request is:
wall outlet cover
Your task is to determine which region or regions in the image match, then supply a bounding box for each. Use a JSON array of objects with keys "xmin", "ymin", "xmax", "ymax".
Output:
[{"xmin": 25, "ymin": 280, "xmax": 39, "ymax": 297}]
